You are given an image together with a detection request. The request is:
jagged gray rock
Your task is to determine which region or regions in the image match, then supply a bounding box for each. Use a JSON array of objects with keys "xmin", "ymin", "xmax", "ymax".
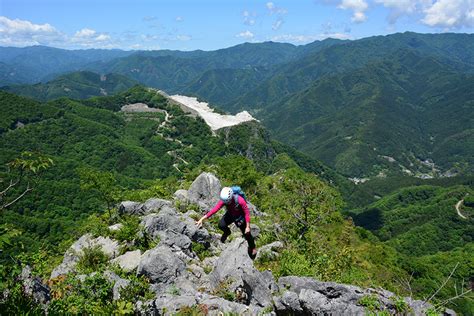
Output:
[
  {"xmin": 118, "ymin": 201, "xmax": 141, "ymax": 215},
  {"xmin": 187, "ymin": 172, "xmax": 221, "ymax": 210},
  {"xmin": 196, "ymin": 293, "xmax": 263, "ymax": 315},
  {"xmin": 154, "ymin": 294, "xmax": 198, "ymax": 314},
  {"xmin": 20, "ymin": 266, "xmax": 50, "ymax": 305},
  {"xmin": 158, "ymin": 230, "xmax": 193, "ymax": 257},
  {"xmin": 255, "ymin": 241, "xmax": 284, "ymax": 262},
  {"xmin": 141, "ymin": 204, "xmax": 211, "ymax": 249},
  {"xmin": 273, "ymin": 276, "xmax": 442, "ymax": 316},
  {"xmin": 137, "ymin": 246, "xmax": 186, "ymax": 284},
  {"xmin": 104, "ymin": 270, "xmax": 130, "ymax": 301},
  {"xmin": 111, "ymin": 250, "xmax": 142, "ymax": 272},
  {"xmin": 51, "ymin": 234, "xmax": 120, "ymax": 278},
  {"xmin": 173, "ymin": 189, "xmax": 188, "ymax": 202},
  {"xmin": 209, "ymin": 238, "xmax": 276, "ymax": 308},
  {"xmin": 120, "ymin": 198, "xmax": 174, "ymax": 216}
]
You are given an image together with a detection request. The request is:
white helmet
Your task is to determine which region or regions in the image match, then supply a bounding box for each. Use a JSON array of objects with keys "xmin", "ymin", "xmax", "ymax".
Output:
[{"xmin": 220, "ymin": 187, "xmax": 233, "ymax": 204}]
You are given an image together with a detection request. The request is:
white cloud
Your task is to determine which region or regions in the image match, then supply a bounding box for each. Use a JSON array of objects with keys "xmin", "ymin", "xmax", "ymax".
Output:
[
  {"xmin": 71, "ymin": 28, "xmax": 112, "ymax": 46},
  {"xmin": 272, "ymin": 18, "xmax": 284, "ymax": 30},
  {"xmin": 422, "ymin": 0, "xmax": 474, "ymax": 28},
  {"xmin": 266, "ymin": 1, "xmax": 288, "ymax": 14},
  {"xmin": 338, "ymin": 0, "xmax": 368, "ymax": 23},
  {"xmin": 0, "ymin": 17, "xmax": 118, "ymax": 48},
  {"xmin": 243, "ymin": 10, "xmax": 257, "ymax": 26},
  {"xmin": 74, "ymin": 28, "xmax": 96, "ymax": 38},
  {"xmin": 374, "ymin": 0, "xmax": 417, "ymax": 13},
  {"xmin": 176, "ymin": 34, "xmax": 191, "ymax": 41},
  {"xmin": 236, "ymin": 30, "xmax": 255, "ymax": 39},
  {"xmin": 0, "ymin": 16, "xmax": 64, "ymax": 46},
  {"xmin": 175, "ymin": 16, "xmax": 183, "ymax": 22}
]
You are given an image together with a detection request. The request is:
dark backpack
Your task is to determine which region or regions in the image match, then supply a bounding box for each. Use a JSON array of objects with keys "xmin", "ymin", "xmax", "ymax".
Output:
[{"xmin": 231, "ymin": 186, "xmax": 247, "ymax": 204}]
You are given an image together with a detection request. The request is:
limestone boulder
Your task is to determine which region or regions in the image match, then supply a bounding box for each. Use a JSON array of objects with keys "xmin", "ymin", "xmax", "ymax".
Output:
[
  {"xmin": 137, "ymin": 246, "xmax": 186, "ymax": 284},
  {"xmin": 187, "ymin": 172, "xmax": 221, "ymax": 210},
  {"xmin": 111, "ymin": 250, "xmax": 142, "ymax": 272}
]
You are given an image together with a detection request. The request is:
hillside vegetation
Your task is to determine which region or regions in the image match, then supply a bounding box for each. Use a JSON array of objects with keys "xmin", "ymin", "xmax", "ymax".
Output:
[{"xmin": 1, "ymin": 71, "xmax": 138, "ymax": 101}]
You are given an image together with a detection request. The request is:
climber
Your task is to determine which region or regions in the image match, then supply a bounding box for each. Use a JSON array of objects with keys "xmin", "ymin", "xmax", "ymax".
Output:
[{"xmin": 195, "ymin": 187, "xmax": 257, "ymax": 259}]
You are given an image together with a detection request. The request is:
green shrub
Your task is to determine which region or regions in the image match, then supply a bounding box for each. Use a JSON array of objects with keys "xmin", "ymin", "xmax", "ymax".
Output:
[
  {"xmin": 76, "ymin": 245, "xmax": 109, "ymax": 273},
  {"xmin": 392, "ymin": 296, "xmax": 411, "ymax": 314},
  {"xmin": 48, "ymin": 273, "xmax": 114, "ymax": 314},
  {"xmin": 212, "ymin": 278, "xmax": 236, "ymax": 302},
  {"xmin": 277, "ymin": 249, "xmax": 314, "ymax": 277},
  {"xmin": 112, "ymin": 216, "xmax": 140, "ymax": 242},
  {"xmin": 358, "ymin": 294, "xmax": 381, "ymax": 312},
  {"xmin": 192, "ymin": 242, "xmax": 211, "ymax": 260},
  {"xmin": 118, "ymin": 274, "xmax": 154, "ymax": 302}
]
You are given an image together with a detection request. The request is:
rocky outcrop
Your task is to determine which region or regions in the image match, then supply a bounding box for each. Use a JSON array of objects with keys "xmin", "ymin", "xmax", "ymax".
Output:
[
  {"xmin": 20, "ymin": 266, "xmax": 50, "ymax": 305},
  {"xmin": 119, "ymin": 198, "xmax": 173, "ymax": 216},
  {"xmin": 42, "ymin": 172, "xmax": 452, "ymax": 315},
  {"xmin": 272, "ymin": 276, "xmax": 454, "ymax": 315},
  {"xmin": 137, "ymin": 246, "xmax": 186, "ymax": 284},
  {"xmin": 111, "ymin": 250, "xmax": 142, "ymax": 272},
  {"xmin": 187, "ymin": 172, "xmax": 221, "ymax": 210},
  {"xmin": 104, "ymin": 270, "xmax": 130, "ymax": 301},
  {"xmin": 209, "ymin": 238, "xmax": 276, "ymax": 308},
  {"xmin": 51, "ymin": 234, "xmax": 120, "ymax": 278}
]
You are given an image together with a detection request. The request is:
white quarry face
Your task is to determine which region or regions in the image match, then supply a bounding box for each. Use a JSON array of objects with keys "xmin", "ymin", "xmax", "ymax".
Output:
[{"xmin": 168, "ymin": 94, "xmax": 256, "ymax": 130}]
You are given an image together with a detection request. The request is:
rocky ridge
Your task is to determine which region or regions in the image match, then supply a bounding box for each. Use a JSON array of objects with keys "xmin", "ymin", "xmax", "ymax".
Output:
[{"xmin": 19, "ymin": 172, "xmax": 454, "ymax": 315}]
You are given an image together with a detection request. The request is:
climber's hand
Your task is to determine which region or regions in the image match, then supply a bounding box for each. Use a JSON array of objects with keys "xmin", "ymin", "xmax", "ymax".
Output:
[
  {"xmin": 195, "ymin": 217, "xmax": 204, "ymax": 228},
  {"xmin": 245, "ymin": 226, "xmax": 251, "ymax": 235}
]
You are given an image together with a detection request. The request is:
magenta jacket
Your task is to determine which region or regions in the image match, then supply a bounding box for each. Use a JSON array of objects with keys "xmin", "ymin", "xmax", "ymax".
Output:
[{"xmin": 205, "ymin": 195, "xmax": 251, "ymax": 223}]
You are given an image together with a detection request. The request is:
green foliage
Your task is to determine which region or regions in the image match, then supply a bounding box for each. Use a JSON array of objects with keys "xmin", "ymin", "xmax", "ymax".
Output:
[
  {"xmin": 76, "ymin": 245, "xmax": 109, "ymax": 274},
  {"xmin": 192, "ymin": 241, "xmax": 212, "ymax": 261},
  {"xmin": 256, "ymin": 167, "xmax": 343, "ymax": 246},
  {"xmin": 465, "ymin": 194, "xmax": 474, "ymax": 208},
  {"xmin": 277, "ymin": 248, "xmax": 314, "ymax": 277},
  {"xmin": 2, "ymin": 71, "xmax": 138, "ymax": 102},
  {"xmin": 212, "ymin": 278, "xmax": 236, "ymax": 302},
  {"xmin": 392, "ymin": 296, "xmax": 411, "ymax": 314},
  {"xmin": 114, "ymin": 300, "xmax": 135, "ymax": 315},
  {"xmin": 112, "ymin": 216, "xmax": 140, "ymax": 242},
  {"xmin": 175, "ymin": 305, "xmax": 209, "ymax": 316},
  {"xmin": 118, "ymin": 274, "xmax": 154, "ymax": 302},
  {"xmin": 215, "ymin": 155, "xmax": 262, "ymax": 193},
  {"xmin": 0, "ymin": 267, "xmax": 45, "ymax": 315},
  {"xmin": 78, "ymin": 167, "xmax": 122, "ymax": 214},
  {"xmin": 351, "ymin": 185, "xmax": 474, "ymax": 256},
  {"xmin": 47, "ymin": 273, "xmax": 114, "ymax": 314},
  {"xmin": 358, "ymin": 294, "xmax": 382, "ymax": 312}
]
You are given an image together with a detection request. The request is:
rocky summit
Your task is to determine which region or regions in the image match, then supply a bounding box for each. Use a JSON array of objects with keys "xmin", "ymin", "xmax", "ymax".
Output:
[{"xmin": 18, "ymin": 172, "xmax": 454, "ymax": 315}]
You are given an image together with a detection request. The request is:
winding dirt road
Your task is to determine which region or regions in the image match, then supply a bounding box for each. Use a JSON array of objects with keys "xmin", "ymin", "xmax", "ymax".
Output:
[{"xmin": 455, "ymin": 199, "xmax": 467, "ymax": 219}]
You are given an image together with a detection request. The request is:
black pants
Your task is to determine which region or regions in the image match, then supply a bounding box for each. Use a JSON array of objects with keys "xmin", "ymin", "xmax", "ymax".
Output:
[{"xmin": 218, "ymin": 212, "xmax": 256, "ymax": 249}]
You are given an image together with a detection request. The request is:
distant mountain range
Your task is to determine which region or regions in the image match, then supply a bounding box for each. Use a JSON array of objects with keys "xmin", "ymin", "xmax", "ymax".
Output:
[
  {"xmin": 1, "ymin": 71, "xmax": 138, "ymax": 101},
  {"xmin": 1, "ymin": 32, "xmax": 473, "ymax": 177}
]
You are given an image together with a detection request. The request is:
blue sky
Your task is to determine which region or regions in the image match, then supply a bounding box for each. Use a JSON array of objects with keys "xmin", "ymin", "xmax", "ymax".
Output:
[{"xmin": 1, "ymin": 0, "xmax": 473, "ymax": 50}]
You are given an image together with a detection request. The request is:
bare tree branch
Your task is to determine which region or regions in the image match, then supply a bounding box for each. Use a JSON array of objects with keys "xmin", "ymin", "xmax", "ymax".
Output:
[
  {"xmin": 0, "ymin": 178, "xmax": 20, "ymax": 196},
  {"xmin": 439, "ymin": 289, "xmax": 472, "ymax": 306},
  {"xmin": 1, "ymin": 182, "xmax": 31, "ymax": 210},
  {"xmin": 425, "ymin": 262, "xmax": 460, "ymax": 303}
]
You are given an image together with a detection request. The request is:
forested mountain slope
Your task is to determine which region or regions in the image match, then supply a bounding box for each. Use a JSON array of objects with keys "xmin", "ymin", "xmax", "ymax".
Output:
[
  {"xmin": 1, "ymin": 71, "xmax": 138, "ymax": 101},
  {"xmin": 262, "ymin": 51, "xmax": 474, "ymax": 177}
]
